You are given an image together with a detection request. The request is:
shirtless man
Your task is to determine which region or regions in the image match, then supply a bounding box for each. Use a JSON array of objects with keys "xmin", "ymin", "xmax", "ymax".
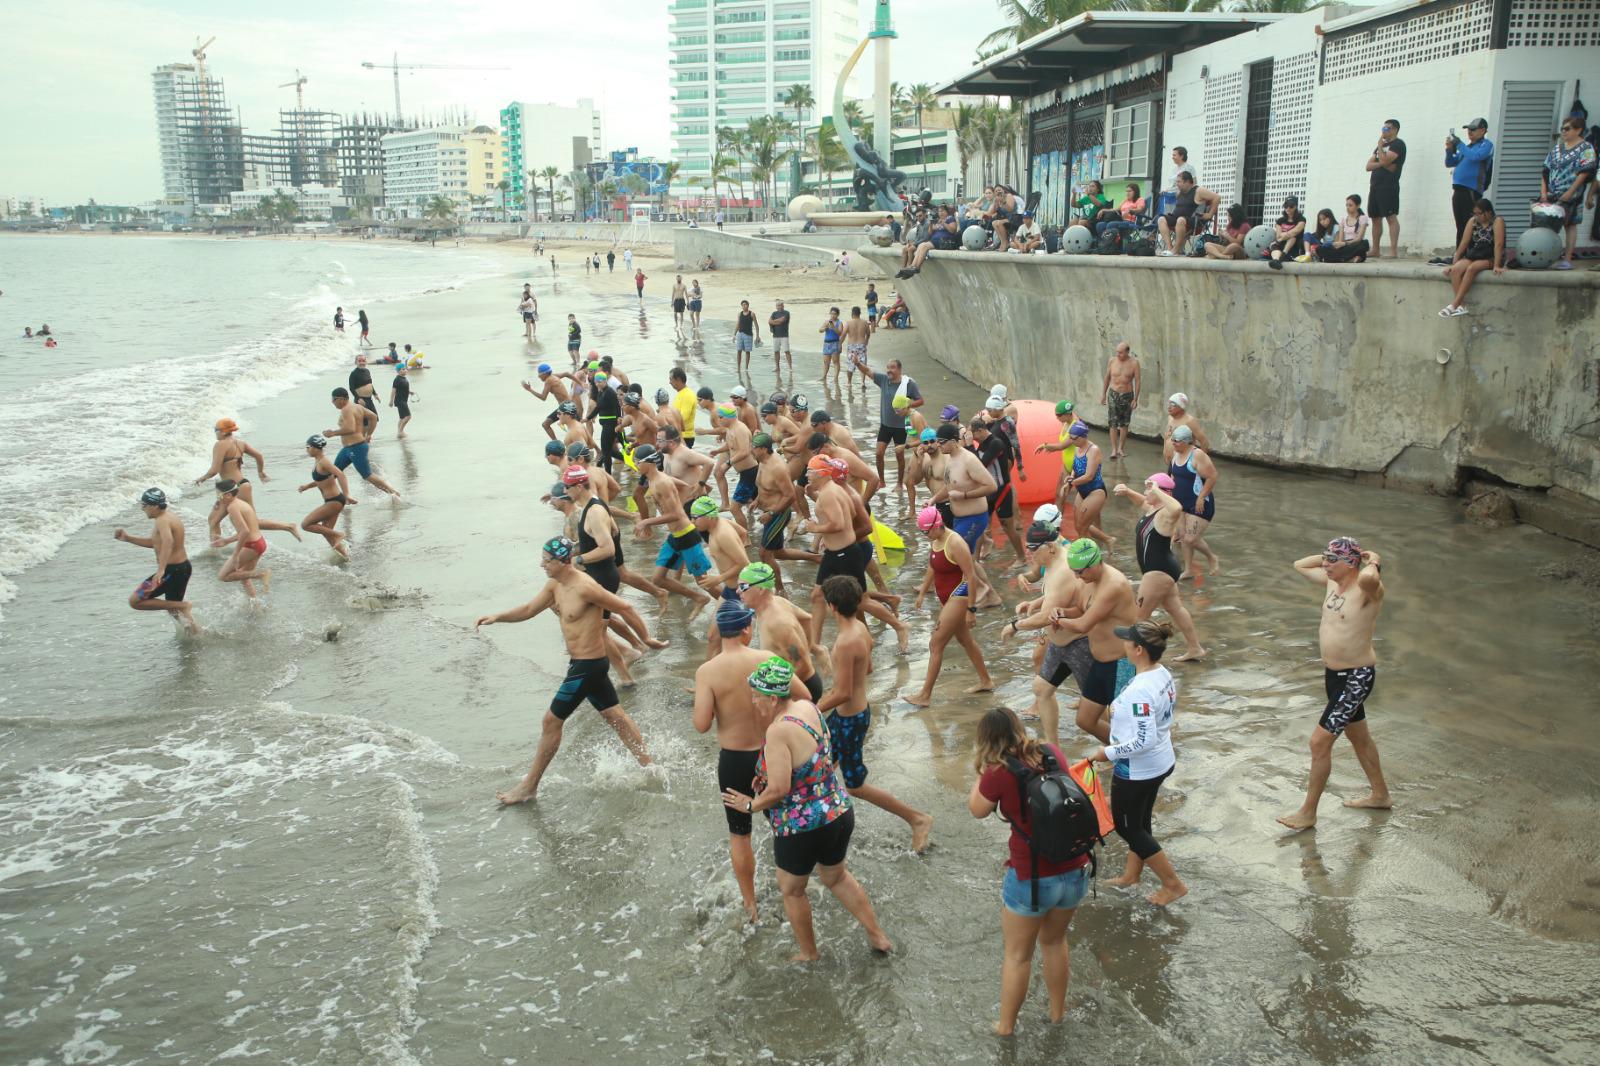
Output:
[
  {"xmin": 693, "ymin": 596, "xmax": 807, "ymax": 922},
  {"xmin": 729, "ymin": 385, "xmax": 761, "ymax": 435},
  {"xmin": 1047, "ymin": 538, "xmax": 1138, "ymax": 742},
  {"xmin": 807, "ymin": 409, "xmax": 860, "ymax": 456},
  {"xmin": 932, "ymin": 424, "xmax": 1001, "ymax": 608},
  {"xmin": 751, "ymin": 432, "xmax": 819, "ymax": 592},
  {"xmin": 1162, "ymin": 392, "xmax": 1212, "ymax": 464},
  {"xmin": 632, "ymin": 444, "xmax": 713, "ymax": 611},
  {"xmin": 660, "ymin": 426, "xmax": 716, "ymax": 508},
  {"xmin": 1004, "ymin": 535, "xmax": 1084, "ymax": 744},
  {"xmin": 816, "ymin": 574, "xmax": 933, "ymax": 852},
  {"xmin": 760, "ymin": 401, "xmax": 802, "ymax": 458},
  {"xmin": 654, "ymin": 387, "xmax": 684, "ymax": 440},
  {"xmin": 474, "ymin": 536, "xmax": 655, "ymax": 804},
  {"xmin": 840, "ymin": 307, "xmax": 872, "ymax": 392},
  {"xmin": 524, "ymin": 364, "xmax": 573, "ymax": 440},
  {"xmin": 325, "ymin": 388, "xmax": 403, "ymax": 498},
  {"xmin": 738, "ymin": 562, "xmax": 825, "ymax": 705},
  {"xmin": 711, "ymin": 403, "xmax": 759, "ymax": 529},
  {"xmin": 806, "ymin": 433, "xmax": 881, "ymax": 500},
  {"xmin": 798, "ymin": 457, "xmax": 908, "ymax": 650},
  {"xmin": 554, "ymin": 401, "xmax": 595, "ymax": 453},
  {"xmin": 1099, "ymin": 341, "xmax": 1141, "ymax": 459},
  {"xmin": 1278, "ymin": 537, "xmax": 1391, "ymax": 831},
  {"xmin": 114, "ymin": 487, "xmax": 200, "ymax": 633},
  {"xmin": 670, "ymin": 275, "xmax": 689, "ymax": 332},
  {"xmin": 212, "ymin": 479, "xmax": 272, "ymax": 599}
]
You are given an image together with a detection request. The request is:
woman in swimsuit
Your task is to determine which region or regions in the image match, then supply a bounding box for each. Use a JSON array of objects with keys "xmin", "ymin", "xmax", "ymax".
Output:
[
  {"xmin": 905, "ymin": 506, "xmax": 993, "ymax": 707},
  {"xmin": 720, "ymin": 656, "xmax": 892, "ymax": 962},
  {"xmin": 1166, "ymin": 425, "xmax": 1221, "ymax": 581},
  {"xmin": 1112, "ymin": 474, "xmax": 1205, "ymax": 660},
  {"xmin": 298, "ymin": 434, "xmax": 353, "ymax": 560},
  {"xmin": 688, "ymin": 280, "xmax": 704, "ymax": 330},
  {"xmin": 194, "ymin": 418, "xmax": 302, "ymax": 543},
  {"xmin": 1064, "ymin": 421, "xmax": 1112, "ymax": 549}
]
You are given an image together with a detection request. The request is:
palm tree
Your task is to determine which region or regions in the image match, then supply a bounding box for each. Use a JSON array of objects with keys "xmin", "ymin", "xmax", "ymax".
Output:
[
  {"xmin": 596, "ymin": 178, "xmax": 619, "ymax": 222},
  {"xmin": 564, "ymin": 170, "xmax": 592, "ymax": 219},
  {"xmin": 955, "ymin": 102, "xmax": 981, "ymax": 198},
  {"xmin": 907, "ymin": 83, "xmax": 939, "ymax": 191},
  {"xmin": 979, "ymin": 0, "xmax": 1098, "ymax": 54},
  {"xmin": 781, "ymin": 84, "xmax": 816, "ymax": 200},
  {"xmin": 539, "ymin": 166, "xmax": 560, "ymax": 224},
  {"xmin": 744, "ymin": 115, "xmax": 793, "ymax": 215},
  {"xmin": 425, "ymin": 195, "xmax": 458, "ymax": 227},
  {"xmin": 660, "ymin": 161, "xmax": 682, "ymax": 217},
  {"xmin": 810, "ymin": 119, "xmax": 849, "ymax": 206}
]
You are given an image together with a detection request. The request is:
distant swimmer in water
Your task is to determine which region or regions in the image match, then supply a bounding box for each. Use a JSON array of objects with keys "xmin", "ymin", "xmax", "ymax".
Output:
[
  {"xmin": 194, "ymin": 418, "xmax": 302, "ymax": 543},
  {"xmin": 326, "ymin": 388, "xmax": 403, "ymax": 499},
  {"xmin": 1278, "ymin": 537, "xmax": 1392, "ymax": 832},
  {"xmin": 23, "ymin": 326, "xmax": 33, "ymax": 338},
  {"xmin": 357, "ymin": 309, "xmax": 371, "ymax": 347},
  {"xmin": 212, "ymin": 479, "xmax": 272, "ymax": 599},
  {"xmin": 390, "ymin": 363, "xmax": 415, "ymax": 438},
  {"xmin": 298, "ymin": 434, "xmax": 354, "ymax": 560},
  {"xmin": 38, "ymin": 324, "xmax": 52, "ymax": 336},
  {"xmin": 44, "ymin": 338, "xmax": 57, "ymax": 348},
  {"xmin": 114, "ymin": 487, "xmax": 200, "ymax": 633},
  {"xmin": 474, "ymin": 535, "xmax": 658, "ymax": 805},
  {"xmin": 334, "ymin": 307, "xmax": 345, "ymax": 332}
]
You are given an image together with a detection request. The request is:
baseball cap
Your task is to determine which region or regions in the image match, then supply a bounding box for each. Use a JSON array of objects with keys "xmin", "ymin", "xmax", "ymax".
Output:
[
  {"xmin": 1464, "ymin": 117, "xmax": 1488, "ymax": 131},
  {"xmin": 1167, "ymin": 392, "xmax": 1189, "ymax": 410},
  {"xmin": 1066, "ymin": 537, "xmax": 1103, "ymax": 571}
]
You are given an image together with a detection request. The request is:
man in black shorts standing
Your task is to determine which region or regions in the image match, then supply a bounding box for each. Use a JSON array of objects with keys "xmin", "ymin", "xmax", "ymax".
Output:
[
  {"xmin": 1364, "ymin": 119, "xmax": 1406, "ymax": 259},
  {"xmin": 768, "ymin": 299, "xmax": 792, "ymax": 372},
  {"xmin": 389, "ymin": 364, "xmax": 415, "ymax": 439},
  {"xmin": 860, "ymin": 355, "xmax": 922, "ymax": 490},
  {"xmin": 114, "ymin": 487, "xmax": 200, "ymax": 634},
  {"xmin": 475, "ymin": 536, "xmax": 658, "ymax": 805}
]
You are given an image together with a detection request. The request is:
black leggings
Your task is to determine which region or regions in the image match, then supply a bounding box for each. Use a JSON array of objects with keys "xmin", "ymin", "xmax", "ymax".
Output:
[
  {"xmin": 1111, "ymin": 767, "xmax": 1172, "ymax": 860},
  {"xmin": 598, "ymin": 420, "xmax": 620, "ymax": 475}
]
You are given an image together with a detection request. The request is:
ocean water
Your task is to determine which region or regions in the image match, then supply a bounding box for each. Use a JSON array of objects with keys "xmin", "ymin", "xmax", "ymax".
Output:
[{"xmin": 2, "ymin": 235, "xmax": 1598, "ymax": 1065}]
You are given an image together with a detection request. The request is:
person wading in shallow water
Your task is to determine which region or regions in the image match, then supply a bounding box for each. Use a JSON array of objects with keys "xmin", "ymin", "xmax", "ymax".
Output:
[
  {"xmin": 114, "ymin": 487, "xmax": 200, "ymax": 634},
  {"xmin": 474, "ymin": 536, "xmax": 661, "ymax": 805},
  {"xmin": 1278, "ymin": 536, "xmax": 1392, "ymax": 831}
]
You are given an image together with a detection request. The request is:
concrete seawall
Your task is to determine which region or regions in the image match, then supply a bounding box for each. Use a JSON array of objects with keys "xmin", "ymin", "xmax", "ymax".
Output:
[
  {"xmin": 860, "ymin": 247, "xmax": 1600, "ymax": 509},
  {"xmin": 674, "ymin": 229, "xmax": 887, "ymax": 276}
]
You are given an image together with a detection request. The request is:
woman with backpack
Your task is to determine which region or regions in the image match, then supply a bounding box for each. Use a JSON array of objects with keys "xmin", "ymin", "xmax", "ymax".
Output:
[
  {"xmin": 969, "ymin": 707, "xmax": 1092, "ymax": 1036},
  {"xmin": 720, "ymin": 656, "xmax": 893, "ymax": 961},
  {"xmin": 1100, "ymin": 620, "xmax": 1188, "ymax": 905}
]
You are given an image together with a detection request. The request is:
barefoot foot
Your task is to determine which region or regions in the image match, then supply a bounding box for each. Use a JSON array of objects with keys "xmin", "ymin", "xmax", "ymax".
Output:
[
  {"xmin": 497, "ymin": 782, "xmax": 538, "ymax": 806},
  {"xmin": 902, "ymin": 691, "xmax": 931, "ymax": 708},
  {"xmin": 1148, "ymin": 883, "xmax": 1188, "ymax": 906},
  {"xmin": 258, "ymin": 569, "xmax": 272, "ymax": 594},
  {"xmin": 965, "ymin": 680, "xmax": 995, "ymax": 694},
  {"xmin": 1276, "ymin": 811, "xmax": 1316, "ymax": 832},
  {"xmin": 1104, "ymin": 875, "xmax": 1140, "ymax": 888},
  {"xmin": 867, "ymin": 932, "xmax": 894, "ymax": 954},
  {"xmin": 1343, "ymin": 792, "xmax": 1392, "ymax": 810},
  {"xmin": 910, "ymin": 813, "xmax": 933, "ymax": 853},
  {"xmin": 1174, "ymin": 647, "xmax": 1207, "ymax": 662}
]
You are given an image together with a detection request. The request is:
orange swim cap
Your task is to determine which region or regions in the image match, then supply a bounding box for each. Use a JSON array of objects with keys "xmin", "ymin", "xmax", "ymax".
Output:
[
  {"xmin": 807, "ymin": 454, "xmax": 848, "ymax": 482},
  {"xmin": 215, "ymin": 418, "xmax": 239, "ymax": 433}
]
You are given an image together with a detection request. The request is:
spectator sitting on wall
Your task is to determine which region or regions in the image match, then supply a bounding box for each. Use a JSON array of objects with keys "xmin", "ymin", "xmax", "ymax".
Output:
[
  {"xmin": 1316, "ymin": 195, "xmax": 1371, "ymax": 263},
  {"xmin": 1299, "ymin": 209, "xmax": 1338, "ymax": 262},
  {"xmin": 991, "ymin": 185, "xmax": 1023, "ymax": 250},
  {"xmin": 899, "ymin": 206, "xmax": 932, "ymax": 272},
  {"xmin": 1266, "ymin": 197, "xmax": 1307, "ymax": 270},
  {"xmin": 1364, "ymin": 118, "xmax": 1406, "ymax": 259},
  {"xmin": 1156, "ymin": 172, "xmax": 1218, "ymax": 256},
  {"xmin": 1202, "ymin": 204, "xmax": 1250, "ymax": 260},
  {"xmin": 1071, "ymin": 181, "xmax": 1112, "ymax": 227},
  {"xmin": 1094, "ymin": 183, "xmax": 1145, "ymax": 239},
  {"xmin": 898, "ymin": 205, "xmax": 960, "ymax": 277},
  {"xmin": 1541, "ymin": 114, "xmax": 1597, "ymax": 270},
  {"xmin": 960, "ymin": 185, "xmax": 994, "ymax": 230},
  {"xmin": 1010, "ymin": 211, "xmax": 1043, "ymax": 253},
  {"xmin": 1440, "ymin": 197, "xmax": 1504, "ymax": 317},
  {"xmin": 1442, "ymin": 118, "xmax": 1494, "ymax": 255}
]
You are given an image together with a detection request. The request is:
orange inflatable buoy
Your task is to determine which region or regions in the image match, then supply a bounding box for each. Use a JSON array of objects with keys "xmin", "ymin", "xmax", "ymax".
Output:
[{"xmin": 1012, "ymin": 398, "xmax": 1065, "ymax": 507}]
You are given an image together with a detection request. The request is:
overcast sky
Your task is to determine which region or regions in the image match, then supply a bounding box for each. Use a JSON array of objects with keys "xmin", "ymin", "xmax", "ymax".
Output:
[{"xmin": 2, "ymin": 0, "xmax": 993, "ymax": 204}]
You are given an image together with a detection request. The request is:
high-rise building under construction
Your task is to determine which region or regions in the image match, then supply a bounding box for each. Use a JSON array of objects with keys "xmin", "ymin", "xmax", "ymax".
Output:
[{"xmin": 151, "ymin": 62, "xmax": 245, "ymax": 208}]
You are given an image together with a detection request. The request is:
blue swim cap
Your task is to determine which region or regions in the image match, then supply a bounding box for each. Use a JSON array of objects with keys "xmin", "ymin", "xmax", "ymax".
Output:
[
  {"xmin": 919, "ymin": 428, "xmax": 937, "ymax": 442},
  {"xmin": 544, "ymin": 441, "xmax": 565, "ymax": 456},
  {"xmin": 537, "ymin": 363, "xmax": 552, "ymax": 375},
  {"xmin": 715, "ymin": 596, "xmax": 756, "ymax": 635}
]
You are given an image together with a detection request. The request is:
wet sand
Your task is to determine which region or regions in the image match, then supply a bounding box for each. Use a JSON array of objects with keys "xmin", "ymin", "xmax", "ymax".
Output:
[{"xmin": 3, "ymin": 240, "xmax": 1598, "ymax": 1064}]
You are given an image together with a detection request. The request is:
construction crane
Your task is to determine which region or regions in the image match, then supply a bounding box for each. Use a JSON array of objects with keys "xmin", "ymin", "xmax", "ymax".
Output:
[
  {"xmin": 279, "ymin": 68, "xmax": 307, "ymax": 112},
  {"xmin": 360, "ymin": 54, "xmax": 509, "ymax": 122}
]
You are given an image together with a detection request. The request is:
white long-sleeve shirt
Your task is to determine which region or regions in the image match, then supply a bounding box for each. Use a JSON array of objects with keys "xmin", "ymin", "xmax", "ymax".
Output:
[{"xmin": 1103, "ymin": 665, "xmax": 1177, "ymax": 780}]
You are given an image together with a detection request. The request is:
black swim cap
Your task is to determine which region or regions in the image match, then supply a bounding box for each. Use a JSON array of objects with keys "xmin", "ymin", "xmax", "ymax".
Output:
[
  {"xmin": 632, "ymin": 444, "xmax": 665, "ymax": 467},
  {"xmin": 139, "ymin": 487, "xmax": 167, "ymax": 508},
  {"xmin": 696, "ymin": 386, "xmax": 715, "ymax": 401},
  {"xmin": 332, "ymin": 387, "xmax": 350, "ymax": 399},
  {"xmin": 307, "ymin": 434, "xmax": 327, "ymax": 449},
  {"xmin": 809, "ymin": 410, "xmax": 830, "ymax": 425}
]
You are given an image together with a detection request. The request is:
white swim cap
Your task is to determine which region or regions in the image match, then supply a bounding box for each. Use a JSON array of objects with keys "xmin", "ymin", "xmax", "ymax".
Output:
[
  {"xmin": 990, "ymin": 384, "xmax": 1008, "ymax": 399},
  {"xmin": 1033, "ymin": 503, "xmax": 1062, "ymax": 531},
  {"xmin": 1168, "ymin": 392, "xmax": 1189, "ymax": 409}
]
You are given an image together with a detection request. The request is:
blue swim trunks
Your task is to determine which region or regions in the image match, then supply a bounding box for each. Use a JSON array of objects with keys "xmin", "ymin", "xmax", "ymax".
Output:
[
  {"xmin": 735, "ymin": 332, "xmax": 753, "ymax": 352},
  {"xmin": 826, "ymin": 706, "xmax": 871, "ymax": 788},
  {"xmin": 654, "ymin": 528, "xmax": 713, "ymax": 576},
  {"xmin": 732, "ymin": 466, "xmax": 758, "ymax": 504},
  {"xmin": 950, "ymin": 511, "xmax": 988, "ymax": 555},
  {"xmin": 334, "ymin": 441, "xmax": 373, "ymax": 479}
]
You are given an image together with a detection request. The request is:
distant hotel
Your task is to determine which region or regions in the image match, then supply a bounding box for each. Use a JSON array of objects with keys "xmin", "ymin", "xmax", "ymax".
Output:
[
  {"xmin": 668, "ymin": 0, "xmax": 862, "ymax": 201},
  {"xmin": 499, "ymin": 100, "xmax": 603, "ymax": 218}
]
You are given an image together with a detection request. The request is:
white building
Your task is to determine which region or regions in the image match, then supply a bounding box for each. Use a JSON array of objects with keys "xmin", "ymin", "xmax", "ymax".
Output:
[
  {"xmin": 1162, "ymin": 0, "xmax": 1597, "ymax": 251},
  {"xmin": 381, "ymin": 127, "xmax": 470, "ymax": 215},
  {"xmin": 499, "ymin": 100, "xmax": 602, "ymax": 216},
  {"xmin": 228, "ymin": 184, "xmax": 349, "ymax": 219},
  {"xmin": 669, "ymin": 0, "xmax": 862, "ymax": 200},
  {"xmin": 1, "ymin": 194, "xmax": 48, "ymax": 218}
]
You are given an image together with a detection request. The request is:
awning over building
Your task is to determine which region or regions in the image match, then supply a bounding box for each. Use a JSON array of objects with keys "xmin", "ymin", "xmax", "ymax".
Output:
[{"xmin": 937, "ymin": 11, "xmax": 1285, "ymax": 98}]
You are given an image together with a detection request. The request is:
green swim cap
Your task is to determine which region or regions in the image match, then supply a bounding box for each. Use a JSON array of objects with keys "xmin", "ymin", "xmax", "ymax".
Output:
[
  {"xmin": 738, "ymin": 561, "xmax": 776, "ymax": 589},
  {"xmin": 1065, "ymin": 537, "xmax": 1102, "ymax": 570},
  {"xmin": 1055, "ymin": 400, "xmax": 1076, "ymax": 417},
  {"xmin": 892, "ymin": 394, "xmax": 911, "ymax": 410},
  {"xmin": 752, "ymin": 431, "xmax": 774, "ymax": 449},
  {"xmin": 749, "ymin": 655, "xmax": 795, "ymax": 695},
  {"xmin": 690, "ymin": 496, "xmax": 719, "ymax": 518},
  {"xmin": 717, "ymin": 404, "xmax": 737, "ymax": 419},
  {"xmin": 587, "ymin": 360, "xmax": 601, "ymax": 371}
]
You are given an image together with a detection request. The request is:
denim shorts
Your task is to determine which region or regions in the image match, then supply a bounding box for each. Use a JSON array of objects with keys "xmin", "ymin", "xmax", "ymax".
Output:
[{"xmin": 1002, "ymin": 865, "xmax": 1089, "ymax": 917}]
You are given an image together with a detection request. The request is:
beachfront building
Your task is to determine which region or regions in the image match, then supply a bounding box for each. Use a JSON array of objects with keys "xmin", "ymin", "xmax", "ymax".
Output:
[
  {"xmin": 1, "ymin": 194, "xmax": 49, "ymax": 219},
  {"xmin": 499, "ymin": 100, "xmax": 602, "ymax": 219},
  {"xmin": 151, "ymin": 62, "xmax": 246, "ymax": 210},
  {"xmin": 227, "ymin": 184, "xmax": 349, "ymax": 220},
  {"xmin": 381, "ymin": 127, "xmax": 470, "ymax": 217},
  {"xmin": 335, "ymin": 114, "xmax": 404, "ymax": 207},
  {"xmin": 462, "ymin": 126, "xmax": 504, "ymax": 199},
  {"xmin": 668, "ymin": 0, "xmax": 862, "ymax": 204},
  {"xmin": 938, "ymin": 1, "xmax": 1598, "ymax": 252}
]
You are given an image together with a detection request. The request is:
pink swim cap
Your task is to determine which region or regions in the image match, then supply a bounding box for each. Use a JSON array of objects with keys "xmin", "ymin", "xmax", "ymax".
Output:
[
  {"xmin": 916, "ymin": 505, "xmax": 943, "ymax": 532},
  {"xmin": 1145, "ymin": 472, "xmax": 1176, "ymax": 491}
]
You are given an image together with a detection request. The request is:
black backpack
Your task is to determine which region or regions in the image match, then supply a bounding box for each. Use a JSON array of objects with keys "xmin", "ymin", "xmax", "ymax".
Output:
[
  {"xmin": 1123, "ymin": 230, "xmax": 1157, "ymax": 257},
  {"xmin": 1095, "ymin": 229, "xmax": 1123, "ymax": 255},
  {"xmin": 1005, "ymin": 748, "xmax": 1104, "ymax": 907}
]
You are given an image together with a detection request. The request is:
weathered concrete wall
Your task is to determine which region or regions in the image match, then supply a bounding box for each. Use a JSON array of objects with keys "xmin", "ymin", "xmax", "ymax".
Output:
[
  {"xmin": 860, "ymin": 247, "xmax": 1600, "ymax": 505},
  {"xmin": 674, "ymin": 228, "xmax": 887, "ymax": 276},
  {"xmin": 466, "ymin": 222, "xmax": 670, "ymax": 242}
]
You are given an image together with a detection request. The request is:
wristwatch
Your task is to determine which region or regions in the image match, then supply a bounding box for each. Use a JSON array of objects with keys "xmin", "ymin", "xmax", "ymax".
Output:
[{"xmin": 745, "ymin": 799, "xmax": 753, "ymax": 813}]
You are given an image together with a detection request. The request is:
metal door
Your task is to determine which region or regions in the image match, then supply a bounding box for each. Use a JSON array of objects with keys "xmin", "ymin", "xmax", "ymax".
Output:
[{"xmin": 1495, "ymin": 81, "xmax": 1563, "ymax": 241}]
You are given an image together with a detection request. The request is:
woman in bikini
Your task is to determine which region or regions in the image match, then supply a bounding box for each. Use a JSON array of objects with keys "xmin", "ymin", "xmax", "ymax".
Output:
[
  {"xmin": 298, "ymin": 434, "xmax": 354, "ymax": 559},
  {"xmin": 194, "ymin": 418, "xmax": 301, "ymax": 543}
]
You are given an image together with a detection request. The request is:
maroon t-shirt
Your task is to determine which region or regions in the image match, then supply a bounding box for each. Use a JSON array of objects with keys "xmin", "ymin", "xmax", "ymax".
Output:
[{"xmin": 979, "ymin": 744, "xmax": 1092, "ymax": 877}]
